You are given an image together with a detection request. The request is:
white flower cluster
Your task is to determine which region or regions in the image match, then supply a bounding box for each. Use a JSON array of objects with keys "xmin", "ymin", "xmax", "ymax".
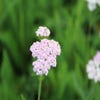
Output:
[
  {"xmin": 87, "ymin": 0, "xmax": 100, "ymax": 11},
  {"xmin": 30, "ymin": 27, "xmax": 61, "ymax": 76},
  {"xmin": 86, "ymin": 51, "xmax": 100, "ymax": 82},
  {"xmin": 36, "ymin": 26, "xmax": 50, "ymax": 37}
]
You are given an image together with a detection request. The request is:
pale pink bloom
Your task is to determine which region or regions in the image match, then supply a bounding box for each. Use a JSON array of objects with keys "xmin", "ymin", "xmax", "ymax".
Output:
[
  {"xmin": 30, "ymin": 26, "xmax": 61, "ymax": 76},
  {"xmin": 86, "ymin": 51, "xmax": 100, "ymax": 82},
  {"xmin": 36, "ymin": 26, "xmax": 50, "ymax": 37},
  {"xmin": 32, "ymin": 59, "xmax": 49, "ymax": 76},
  {"xmin": 93, "ymin": 51, "xmax": 100, "ymax": 63}
]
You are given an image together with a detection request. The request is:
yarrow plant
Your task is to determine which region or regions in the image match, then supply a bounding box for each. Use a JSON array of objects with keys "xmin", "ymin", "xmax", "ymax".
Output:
[
  {"xmin": 86, "ymin": 51, "xmax": 100, "ymax": 82},
  {"xmin": 86, "ymin": 0, "xmax": 100, "ymax": 11},
  {"xmin": 30, "ymin": 26, "xmax": 61, "ymax": 100}
]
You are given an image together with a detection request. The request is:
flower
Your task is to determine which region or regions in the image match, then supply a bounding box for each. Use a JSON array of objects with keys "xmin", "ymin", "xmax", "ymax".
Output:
[
  {"xmin": 32, "ymin": 59, "xmax": 49, "ymax": 76},
  {"xmin": 86, "ymin": 51, "xmax": 100, "ymax": 82},
  {"xmin": 35, "ymin": 26, "xmax": 50, "ymax": 37},
  {"xmin": 86, "ymin": 0, "xmax": 100, "ymax": 11},
  {"xmin": 30, "ymin": 39, "xmax": 61, "ymax": 60},
  {"xmin": 30, "ymin": 27, "xmax": 61, "ymax": 76},
  {"xmin": 93, "ymin": 51, "xmax": 100, "ymax": 63},
  {"xmin": 88, "ymin": 3, "xmax": 96, "ymax": 11}
]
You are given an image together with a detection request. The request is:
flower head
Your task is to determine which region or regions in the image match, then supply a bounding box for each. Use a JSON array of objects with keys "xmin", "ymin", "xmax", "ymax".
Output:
[
  {"xmin": 86, "ymin": 51, "xmax": 100, "ymax": 82},
  {"xmin": 36, "ymin": 26, "xmax": 50, "ymax": 37}
]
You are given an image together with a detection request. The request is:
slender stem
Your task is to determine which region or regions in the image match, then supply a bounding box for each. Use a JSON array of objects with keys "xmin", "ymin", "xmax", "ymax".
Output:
[{"xmin": 38, "ymin": 76, "xmax": 43, "ymax": 100}]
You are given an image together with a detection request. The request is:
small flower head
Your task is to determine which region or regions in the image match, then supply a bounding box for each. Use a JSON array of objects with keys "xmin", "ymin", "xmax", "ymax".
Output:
[
  {"xmin": 86, "ymin": 51, "xmax": 100, "ymax": 82},
  {"xmin": 36, "ymin": 26, "xmax": 50, "ymax": 37}
]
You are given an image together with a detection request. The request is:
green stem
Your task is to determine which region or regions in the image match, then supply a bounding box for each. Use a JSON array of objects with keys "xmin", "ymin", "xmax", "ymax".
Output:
[{"xmin": 38, "ymin": 76, "xmax": 43, "ymax": 100}]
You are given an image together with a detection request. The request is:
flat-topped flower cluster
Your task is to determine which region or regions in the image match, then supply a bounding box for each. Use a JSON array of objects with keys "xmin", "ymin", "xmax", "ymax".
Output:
[
  {"xmin": 86, "ymin": 51, "xmax": 100, "ymax": 82},
  {"xmin": 30, "ymin": 26, "xmax": 61, "ymax": 76}
]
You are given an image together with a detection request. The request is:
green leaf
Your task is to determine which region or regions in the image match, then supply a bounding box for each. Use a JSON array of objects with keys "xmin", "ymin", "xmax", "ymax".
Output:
[
  {"xmin": 21, "ymin": 94, "xmax": 26, "ymax": 100},
  {"xmin": 0, "ymin": 32, "xmax": 25, "ymax": 69},
  {"xmin": 0, "ymin": 50, "xmax": 18, "ymax": 100},
  {"xmin": 57, "ymin": 58, "xmax": 69, "ymax": 99}
]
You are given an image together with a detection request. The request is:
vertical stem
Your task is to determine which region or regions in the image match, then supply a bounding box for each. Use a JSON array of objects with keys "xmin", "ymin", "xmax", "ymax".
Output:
[{"xmin": 38, "ymin": 76, "xmax": 43, "ymax": 100}]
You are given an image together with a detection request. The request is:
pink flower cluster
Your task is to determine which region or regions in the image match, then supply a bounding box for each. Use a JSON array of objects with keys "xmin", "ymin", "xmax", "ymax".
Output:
[
  {"xmin": 86, "ymin": 51, "xmax": 100, "ymax": 82},
  {"xmin": 30, "ymin": 32, "xmax": 61, "ymax": 75}
]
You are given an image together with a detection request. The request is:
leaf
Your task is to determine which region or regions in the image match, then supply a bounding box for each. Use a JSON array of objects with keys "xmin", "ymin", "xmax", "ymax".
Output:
[
  {"xmin": 0, "ymin": 32, "xmax": 25, "ymax": 69},
  {"xmin": 0, "ymin": 50, "xmax": 18, "ymax": 100},
  {"xmin": 57, "ymin": 58, "xmax": 69, "ymax": 99},
  {"xmin": 21, "ymin": 94, "xmax": 26, "ymax": 100},
  {"xmin": 70, "ymin": 54, "xmax": 87, "ymax": 100},
  {"xmin": 1, "ymin": 50, "xmax": 14, "ymax": 83}
]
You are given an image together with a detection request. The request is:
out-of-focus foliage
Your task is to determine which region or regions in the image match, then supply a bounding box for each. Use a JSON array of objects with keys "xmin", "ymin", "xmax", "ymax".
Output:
[{"xmin": 0, "ymin": 0, "xmax": 100, "ymax": 100}]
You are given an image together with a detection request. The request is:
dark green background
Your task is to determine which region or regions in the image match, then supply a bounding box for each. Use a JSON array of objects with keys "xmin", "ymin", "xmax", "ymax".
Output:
[{"xmin": 0, "ymin": 0, "xmax": 100, "ymax": 100}]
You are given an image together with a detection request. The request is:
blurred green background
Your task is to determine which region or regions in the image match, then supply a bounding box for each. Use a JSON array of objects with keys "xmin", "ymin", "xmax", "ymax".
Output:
[{"xmin": 0, "ymin": 0, "xmax": 100, "ymax": 100}]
